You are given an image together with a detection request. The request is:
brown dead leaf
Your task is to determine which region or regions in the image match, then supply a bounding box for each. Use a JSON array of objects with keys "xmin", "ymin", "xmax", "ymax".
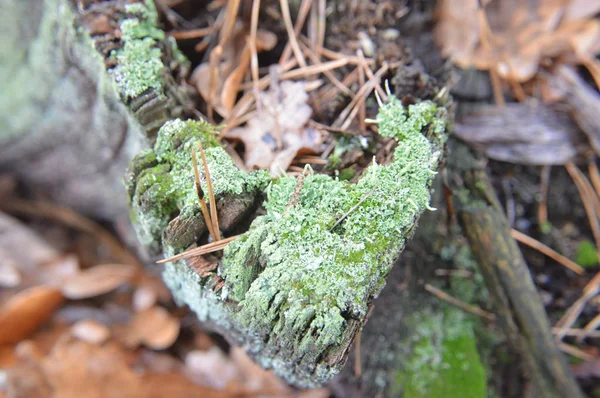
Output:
[
  {"xmin": 191, "ymin": 21, "xmax": 277, "ymax": 118},
  {"xmin": 435, "ymin": 0, "xmax": 600, "ymax": 87},
  {"xmin": 5, "ymin": 337, "xmax": 236, "ymax": 398},
  {"xmin": 60, "ymin": 263, "xmax": 135, "ymax": 299},
  {"xmin": 230, "ymin": 346, "xmax": 289, "ymax": 394},
  {"xmin": 0, "ymin": 286, "xmax": 64, "ymax": 345},
  {"xmin": 71, "ymin": 320, "xmax": 110, "ymax": 345},
  {"xmin": 0, "ymin": 214, "xmax": 59, "ymax": 298},
  {"xmin": 39, "ymin": 338, "xmax": 142, "ymax": 398},
  {"xmin": 141, "ymin": 372, "xmax": 240, "ymax": 398},
  {"xmin": 226, "ymin": 80, "xmax": 322, "ymax": 176},
  {"xmin": 121, "ymin": 306, "xmax": 180, "ymax": 350}
]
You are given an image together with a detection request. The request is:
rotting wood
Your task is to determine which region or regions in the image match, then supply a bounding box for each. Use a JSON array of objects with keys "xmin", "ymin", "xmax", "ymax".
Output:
[{"xmin": 448, "ymin": 140, "xmax": 584, "ymax": 398}]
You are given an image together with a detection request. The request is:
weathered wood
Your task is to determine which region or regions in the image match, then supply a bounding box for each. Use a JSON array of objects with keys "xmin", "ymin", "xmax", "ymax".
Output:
[
  {"xmin": 0, "ymin": 0, "xmax": 147, "ymax": 219},
  {"xmin": 449, "ymin": 140, "xmax": 584, "ymax": 398},
  {"xmin": 0, "ymin": 0, "xmax": 189, "ymax": 220},
  {"xmin": 454, "ymin": 103, "xmax": 587, "ymax": 165}
]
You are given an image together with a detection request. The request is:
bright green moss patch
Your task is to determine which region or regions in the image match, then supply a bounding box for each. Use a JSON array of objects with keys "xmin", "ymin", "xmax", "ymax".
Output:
[
  {"xmin": 109, "ymin": 0, "xmax": 167, "ymax": 101},
  {"xmin": 395, "ymin": 309, "xmax": 486, "ymax": 398}
]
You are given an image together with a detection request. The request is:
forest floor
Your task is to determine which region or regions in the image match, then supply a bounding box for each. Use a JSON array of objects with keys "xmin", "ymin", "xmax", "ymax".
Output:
[{"xmin": 2, "ymin": 0, "xmax": 600, "ymax": 396}]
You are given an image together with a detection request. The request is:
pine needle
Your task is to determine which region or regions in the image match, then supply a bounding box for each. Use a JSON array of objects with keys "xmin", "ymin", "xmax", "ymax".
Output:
[
  {"xmin": 424, "ymin": 283, "xmax": 495, "ymax": 321},
  {"xmin": 279, "ymin": 0, "xmax": 308, "ymax": 68},
  {"xmin": 157, "ymin": 235, "xmax": 241, "ymax": 264},
  {"xmin": 197, "ymin": 141, "xmax": 221, "ymax": 242},
  {"xmin": 192, "ymin": 147, "xmax": 218, "ymax": 241},
  {"xmin": 510, "ymin": 228, "xmax": 584, "ymax": 275}
]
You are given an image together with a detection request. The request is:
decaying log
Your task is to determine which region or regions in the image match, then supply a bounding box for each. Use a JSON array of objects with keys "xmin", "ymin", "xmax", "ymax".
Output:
[
  {"xmin": 448, "ymin": 140, "xmax": 584, "ymax": 398},
  {"xmin": 128, "ymin": 98, "xmax": 450, "ymax": 387}
]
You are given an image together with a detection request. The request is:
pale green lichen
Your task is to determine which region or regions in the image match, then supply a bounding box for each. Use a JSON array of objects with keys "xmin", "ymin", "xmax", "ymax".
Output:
[
  {"xmin": 216, "ymin": 97, "xmax": 446, "ymax": 384},
  {"xmin": 109, "ymin": 0, "xmax": 167, "ymax": 101},
  {"xmin": 130, "ymin": 96, "xmax": 447, "ymax": 387},
  {"xmin": 129, "ymin": 119, "xmax": 269, "ymax": 248}
]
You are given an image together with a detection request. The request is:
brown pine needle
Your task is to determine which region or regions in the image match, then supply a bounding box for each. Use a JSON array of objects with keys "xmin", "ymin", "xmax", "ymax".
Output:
[
  {"xmin": 281, "ymin": 58, "xmax": 348, "ymax": 80},
  {"xmin": 169, "ymin": 27, "xmax": 214, "ymax": 40},
  {"xmin": 295, "ymin": 155, "xmax": 328, "ymax": 165},
  {"xmin": 588, "ymin": 162, "xmax": 600, "ymax": 198},
  {"xmin": 197, "ymin": 142, "xmax": 221, "ymax": 242},
  {"xmin": 192, "ymin": 147, "xmax": 217, "ymax": 241},
  {"xmin": 357, "ymin": 48, "xmax": 387, "ymax": 103},
  {"xmin": 218, "ymin": 0, "xmax": 240, "ymax": 47},
  {"xmin": 566, "ymin": 161, "xmax": 600, "ymax": 258},
  {"xmin": 424, "ymin": 283, "xmax": 496, "ymax": 321},
  {"xmin": 357, "ymin": 50, "xmax": 367, "ymax": 134},
  {"xmin": 157, "ymin": 235, "xmax": 241, "ymax": 264},
  {"xmin": 554, "ymin": 272, "xmax": 600, "ymax": 340},
  {"xmin": 299, "ymin": 41, "xmax": 354, "ymax": 97},
  {"xmin": 279, "ymin": 0, "xmax": 308, "ymax": 68},
  {"xmin": 557, "ymin": 342, "xmax": 595, "ymax": 361},
  {"xmin": 249, "ymin": 0, "xmax": 261, "ymax": 110},
  {"xmin": 538, "ymin": 165, "xmax": 551, "ymax": 226},
  {"xmin": 510, "ymin": 228, "xmax": 584, "ymax": 275},
  {"xmin": 316, "ymin": 0, "xmax": 326, "ymax": 56},
  {"xmin": 279, "ymin": 0, "xmax": 313, "ymax": 66},
  {"xmin": 335, "ymin": 63, "xmax": 389, "ymax": 130},
  {"xmin": 552, "ymin": 327, "xmax": 600, "ymax": 339}
]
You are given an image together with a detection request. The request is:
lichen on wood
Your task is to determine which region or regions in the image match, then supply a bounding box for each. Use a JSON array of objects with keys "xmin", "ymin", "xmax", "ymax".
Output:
[{"xmin": 128, "ymin": 96, "xmax": 448, "ymax": 387}]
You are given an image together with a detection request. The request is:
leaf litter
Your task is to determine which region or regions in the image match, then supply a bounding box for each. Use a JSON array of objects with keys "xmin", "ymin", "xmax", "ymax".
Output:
[{"xmin": 0, "ymin": 190, "xmax": 328, "ymax": 397}]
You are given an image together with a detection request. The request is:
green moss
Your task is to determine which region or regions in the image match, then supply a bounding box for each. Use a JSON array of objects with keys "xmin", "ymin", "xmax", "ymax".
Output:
[
  {"xmin": 109, "ymin": 0, "xmax": 167, "ymax": 101},
  {"xmin": 394, "ymin": 309, "xmax": 486, "ymax": 398}
]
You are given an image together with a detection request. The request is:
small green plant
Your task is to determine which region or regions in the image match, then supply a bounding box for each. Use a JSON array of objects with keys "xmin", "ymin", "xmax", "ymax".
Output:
[{"xmin": 576, "ymin": 240, "xmax": 598, "ymax": 268}]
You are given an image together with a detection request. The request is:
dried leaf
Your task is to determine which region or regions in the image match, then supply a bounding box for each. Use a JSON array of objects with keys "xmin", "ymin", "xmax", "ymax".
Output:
[
  {"xmin": 455, "ymin": 103, "xmax": 587, "ymax": 165},
  {"xmin": 226, "ymin": 80, "xmax": 322, "ymax": 176},
  {"xmin": 0, "ymin": 286, "xmax": 64, "ymax": 345},
  {"xmin": 61, "ymin": 263, "xmax": 135, "ymax": 299},
  {"xmin": 230, "ymin": 346, "xmax": 289, "ymax": 393},
  {"xmin": 5, "ymin": 337, "xmax": 234, "ymax": 398},
  {"xmin": 0, "ymin": 260, "xmax": 21, "ymax": 288},
  {"xmin": 121, "ymin": 306, "xmax": 180, "ymax": 350},
  {"xmin": 435, "ymin": 0, "xmax": 600, "ymax": 84},
  {"xmin": 141, "ymin": 372, "xmax": 240, "ymax": 398},
  {"xmin": 71, "ymin": 320, "xmax": 110, "ymax": 345}
]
